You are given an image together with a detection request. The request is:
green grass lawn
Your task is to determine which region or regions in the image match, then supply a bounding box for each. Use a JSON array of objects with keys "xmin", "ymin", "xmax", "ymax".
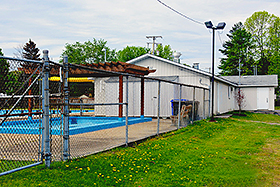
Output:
[{"xmin": 1, "ymin": 112, "xmax": 280, "ymax": 186}]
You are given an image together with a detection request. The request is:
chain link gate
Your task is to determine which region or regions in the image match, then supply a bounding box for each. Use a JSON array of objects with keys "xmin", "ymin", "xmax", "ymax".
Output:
[{"xmin": 0, "ymin": 56, "xmax": 43, "ymax": 175}]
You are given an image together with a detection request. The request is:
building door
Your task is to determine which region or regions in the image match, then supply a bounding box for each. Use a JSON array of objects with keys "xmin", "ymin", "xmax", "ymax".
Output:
[{"xmin": 257, "ymin": 88, "xmax": 269, "ymax": 110}]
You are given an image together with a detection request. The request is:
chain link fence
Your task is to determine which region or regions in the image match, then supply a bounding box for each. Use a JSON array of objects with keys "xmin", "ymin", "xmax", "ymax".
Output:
[
  {"xmin": 0, "ymin": 51, "xmax": 210, "ymax": 175},
  {"xmin": 0, "ymin": 56, "xmax": 43, "ymax": 175},
  {"xmin": 64, "ymin": 60, "xmax": 210, "ymax": 160}
]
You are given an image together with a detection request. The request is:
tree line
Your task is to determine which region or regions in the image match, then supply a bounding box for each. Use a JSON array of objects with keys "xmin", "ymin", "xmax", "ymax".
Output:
[
  {"xmin": 219, "ymin": 11, "xmax": 280, "ymax": 77},
  {"xmin": 59, "ymin": 38, "xmax": 173, "ymax": 64},
  {"xmin": 218, "ymin": 11, "xmax": 280, "ymax": 97},
  {"xmin": 1, "ymin": 10, "xmax": 279, "ymax": 96}
]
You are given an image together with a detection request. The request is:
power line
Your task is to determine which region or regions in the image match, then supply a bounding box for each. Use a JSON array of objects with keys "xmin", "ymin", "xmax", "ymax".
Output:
[{"xmin": 157, "ymin": 0, "xmax": 204, "ymax": 26}]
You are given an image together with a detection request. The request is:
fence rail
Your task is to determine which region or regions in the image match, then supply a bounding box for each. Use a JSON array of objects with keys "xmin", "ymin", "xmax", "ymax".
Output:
[{"xmin": 0, "ymin": 51, "xmax": 209, "ymax": 176}]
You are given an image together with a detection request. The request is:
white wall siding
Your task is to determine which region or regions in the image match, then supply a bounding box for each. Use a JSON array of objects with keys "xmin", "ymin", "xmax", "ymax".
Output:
[
  {"xmin": 95, "ymin": 78, "xmax": 110, "ymax": 116},
  {"xmin": 269, "ymin": 87, "xmax": 275, "ymax": 110},
  {"xmin": 212, "ymin": 81, "xmax": 235, "ymax": 115},
  {"xmin": 131, "ymin": 57, "xmax": 212, "ymax": 118},
  {"xmin": 242, "ymin": 88, "xmax": 257, "ymax": 110}
]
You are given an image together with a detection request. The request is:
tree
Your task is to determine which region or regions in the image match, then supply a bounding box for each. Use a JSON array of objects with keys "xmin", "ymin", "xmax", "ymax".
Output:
[
  {"xmin": 234, "ymin": 88, "xmax": 246, "ymax": 115},
  {"xmin": 245, "ymin": 11, "xmax": 270, "ymax": 59},
  {"xmin": 244, "ymin": 11, "xmax": 280, "ymax": 75},
  {"xmin": 61, "ymin": 38, "xmax": 116, "ymax": 64},
  {"xmin": 22, "ymin": 39, "xmax": 41, "ymax": 117},
  {"xmin": 116, "ymin": 46, "xmax": 149, "ymax": 62},
  {"xmin": 155, "ymin": 44, "xmax": 174, "ymax": 61},
  {"xmin": 0, "ymin": 48, "xmax": 9, "ymax": 93},
  {"xmin": 23, "ymin": 39, "xmax": 41, "ymax": 60},
  {"xmin": 116, "ymin": 44, "xmax": 174, "ymax": 62},
  {"xmin": 219, "ymin": 22, "xmax": 255, "ymax": 76},
  {"xmin": 267, "ymin": 14, "xmax": 280, "ymax": 83},
  {"xmin": 267, "ymin": 14, "xmax": 280, "ymax": 59},
  {"xmin": 13, "ymin": 44, "xmax": 24, "ymax": 59}
]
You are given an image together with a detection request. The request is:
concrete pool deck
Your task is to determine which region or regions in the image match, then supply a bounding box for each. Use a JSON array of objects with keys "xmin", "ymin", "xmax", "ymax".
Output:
[{"xmin": 1, "ymin": 118, "xmax": 180, "ymax": 161}]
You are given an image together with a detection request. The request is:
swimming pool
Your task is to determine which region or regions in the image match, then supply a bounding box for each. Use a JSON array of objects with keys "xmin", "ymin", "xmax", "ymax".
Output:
[
  {"xmin": 0, "ymin": 109, "xmax": 95, "ymax": 116},
  {"xmin": 0, "ymin": 116, "xmax": 152, "ymax": 135}
]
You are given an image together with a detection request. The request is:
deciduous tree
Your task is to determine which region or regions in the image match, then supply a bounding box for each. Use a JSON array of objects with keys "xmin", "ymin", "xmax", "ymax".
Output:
[
  {"xmin": 116, "ymin": 46, "xmax": 149, "ymax": 62},
  {"xmin": 244, "ymin": 11, "xmax": 280, "ymax": 75},
  {"xmin": 234, "ymin": 88, "xmax": 246, "ymax": 115},
  {"xmin": 155, "ymin": 44, "xmax": 173, "ymax": 61},
  {"xmin": 61, "ymin": 38, "xmax": 116, "ymax": 64}
]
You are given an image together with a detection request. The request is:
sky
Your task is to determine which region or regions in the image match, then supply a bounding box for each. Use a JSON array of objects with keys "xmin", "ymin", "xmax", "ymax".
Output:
[{"xmin": 0, "ymin": 0, "xmax": 279, "ymax": 73}]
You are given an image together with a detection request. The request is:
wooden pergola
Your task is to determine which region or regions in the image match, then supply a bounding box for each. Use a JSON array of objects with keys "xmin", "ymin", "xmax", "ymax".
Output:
[{"xmin": 43, "ymin": 61, "xmax": 156, "ymax": 118}]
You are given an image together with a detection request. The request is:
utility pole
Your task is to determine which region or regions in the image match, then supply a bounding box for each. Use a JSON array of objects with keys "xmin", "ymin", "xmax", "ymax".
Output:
[
  {"xmin": 238, "ymin": 62, "xmax": 243, "ymax": 85},
  {"xmin": 146, "ymin": 36, "xmax": 162, "ymax": 55},
  {"xmin": 252, "ymin": 65, "xmax": 257, "ymax": 76}
]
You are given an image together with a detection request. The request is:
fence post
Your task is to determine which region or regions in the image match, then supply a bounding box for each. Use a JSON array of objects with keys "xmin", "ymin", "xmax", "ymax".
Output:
[
  {"xmin": 80, "ymin": 98, "xmax": 83, "ymax": 116},
  {"xmin": 157, "ymin": 81, "xmax": 161, "ymax": 135},
  {"xmin": 119, "ymin": 75, "xmax": 123, "ymax": 120},
  {"xmin": 42, "ymin": 50, "xmax": 51, "ymax": 168},
  {"xmin": 63, "ymin": 55, "xmax": 70, "ymax": 161},
  {"xmin": 125, "ymin": 76, "xmax": 129, "ymax": 146},
  {"xmin": 140, "ymin": 78, "xmax": 144, "ymax": 118},
  {"xmin": 203, "ymin": 89, "xmax": 205, "ymax": 119},
  {"xmin": 209, "ymin": 87, "xmax": 211, "ymax": 118},
  {"xmin": 192, "ymin": 87, "xmax": 195, "ymax": 124},
  {"xmin": 177, "ymin": 84, "xmax": 182, "ymax": 129}
]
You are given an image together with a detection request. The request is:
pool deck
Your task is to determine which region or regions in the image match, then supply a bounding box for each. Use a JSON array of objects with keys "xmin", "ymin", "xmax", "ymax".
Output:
[
  {"xmin": 66, "ymin": 118, "xmax": 178, "ymax": 159},
  {"xmin": 1, "ymin": 118, "xmax": 181, "ymax": 161}
]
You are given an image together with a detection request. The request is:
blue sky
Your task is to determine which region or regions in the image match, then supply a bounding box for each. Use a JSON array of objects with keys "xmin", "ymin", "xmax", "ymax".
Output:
[{"xmin": 0, "ymin": 0, "xmax": 279, "ymax": 73}]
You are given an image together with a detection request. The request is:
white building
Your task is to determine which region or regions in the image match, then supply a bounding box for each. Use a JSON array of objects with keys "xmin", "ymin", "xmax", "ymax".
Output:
[
  {"xmin": 222, "ymin": 75, "xmax": 278, "ymax": 111},
  {"xmin": 95, "ymin": 54, "xmax": 278, "ymax": 118},
  {"xmin": 127, "ymin": 54, "xmax": 278, "ymax": 114}
]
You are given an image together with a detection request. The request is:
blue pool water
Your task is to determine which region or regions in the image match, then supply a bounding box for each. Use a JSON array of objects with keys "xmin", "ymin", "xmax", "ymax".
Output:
[
  {"xmin": 0, "ymin": 116, "xmax": 152, "ymax": 135},
  {"xmin": 0, "ymin": 109, "xmax": 95, "ymax": 115}
]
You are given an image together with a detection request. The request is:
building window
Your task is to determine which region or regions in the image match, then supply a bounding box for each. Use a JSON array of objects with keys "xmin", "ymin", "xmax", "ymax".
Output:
[{"xmin": 228, "ymin": 86, "xmax": 231, "ymax": 99}]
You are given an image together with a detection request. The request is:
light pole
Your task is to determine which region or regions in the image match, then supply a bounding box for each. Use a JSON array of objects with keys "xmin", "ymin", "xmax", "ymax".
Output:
[{"xmin": 205, "ymin": 21, "xmax": 226, "ymax": 122}]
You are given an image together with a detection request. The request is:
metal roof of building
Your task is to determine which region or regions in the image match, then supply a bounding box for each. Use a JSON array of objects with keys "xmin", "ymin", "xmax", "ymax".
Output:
[
  {"xmin": 127, "ymin": 54, "xmax": 278, "ymax": 88},
  {"xmin": 221, "ymin": 75, "xmax": 278, "ymax": 87},
  {"xmin": 105, "ymin": 76, "xmax": 179, "ymax": 83}
]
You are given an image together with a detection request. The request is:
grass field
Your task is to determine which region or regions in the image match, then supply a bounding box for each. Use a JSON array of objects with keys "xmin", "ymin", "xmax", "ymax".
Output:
[{"xmin": 1, "ymin": 112, "xmax": 280, "ymax": 186}]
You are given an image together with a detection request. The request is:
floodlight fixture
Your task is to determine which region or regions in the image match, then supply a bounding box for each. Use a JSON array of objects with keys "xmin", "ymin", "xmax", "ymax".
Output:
[
  {"xmin": 216, "ymin": 22, "xmax": 226, "ymax": 30},
  {"xmin": 204, "ymin": 21, "xmax": 213, "ymax": 29}
]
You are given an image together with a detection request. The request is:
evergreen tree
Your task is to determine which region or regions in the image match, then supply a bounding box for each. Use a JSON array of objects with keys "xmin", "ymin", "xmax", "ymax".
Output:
[
  {"xmin": 23, "ymin": 39, "xmax": 41, "ymax": 60},
  {"xmin": 22, "ymin": 39, "xmax": 41, "ymax": 116},
  {"xmin": 219, "ymin": 22, "xmax": 255, "ymax": 76}
]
